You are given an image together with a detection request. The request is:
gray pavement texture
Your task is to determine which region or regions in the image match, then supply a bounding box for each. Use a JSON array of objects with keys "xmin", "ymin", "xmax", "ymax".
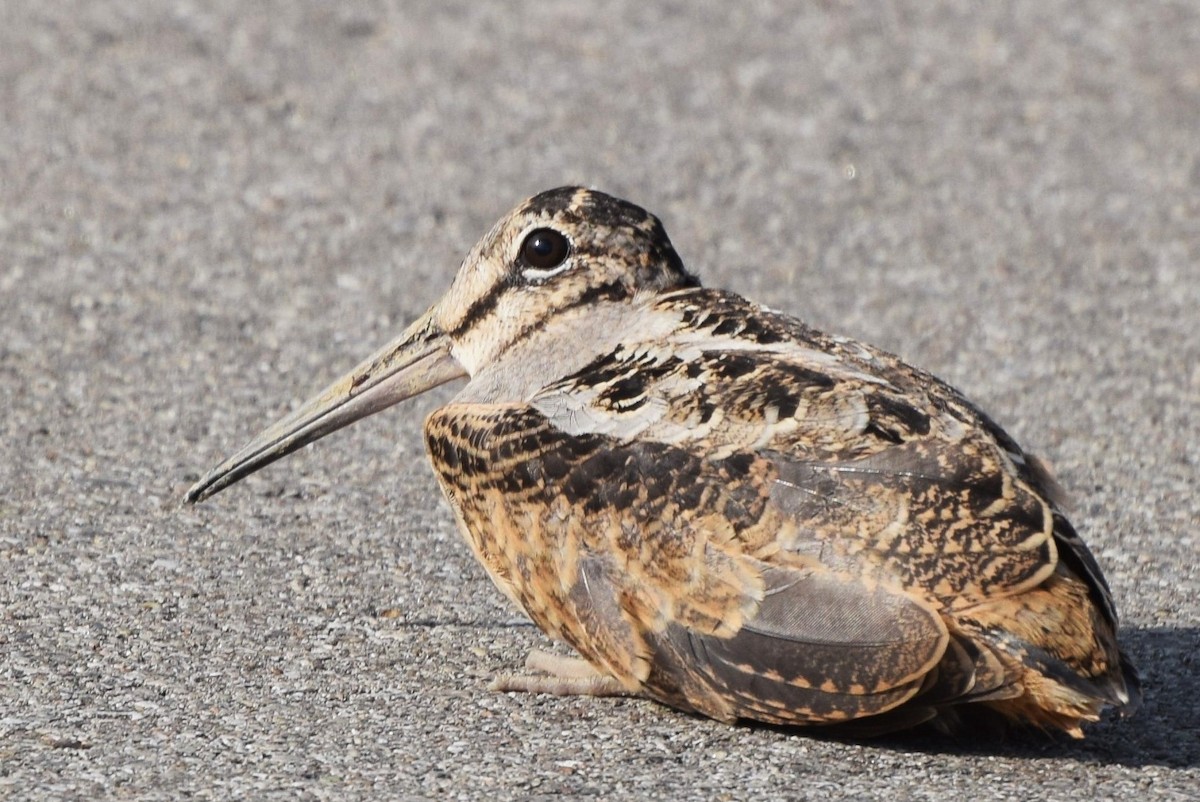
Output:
[{"xmin": 1, "ymin": 1, "xmax": 1197, "ymax": 800}]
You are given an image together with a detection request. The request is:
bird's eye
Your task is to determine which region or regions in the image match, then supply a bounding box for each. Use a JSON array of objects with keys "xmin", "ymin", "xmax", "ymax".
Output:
[{"xmin": 519, "ymin": 228, "xmax": 570, "ymax": 270}]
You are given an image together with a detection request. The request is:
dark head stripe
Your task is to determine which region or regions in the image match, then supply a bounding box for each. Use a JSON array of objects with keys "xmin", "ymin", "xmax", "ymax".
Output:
[
  {"xmin": 447, "ymin": 275, "xmax": 512, "ymax": 339},
  {"xmin": 521, "ymin": 187, "xmax": 660, "ymax": 231}
]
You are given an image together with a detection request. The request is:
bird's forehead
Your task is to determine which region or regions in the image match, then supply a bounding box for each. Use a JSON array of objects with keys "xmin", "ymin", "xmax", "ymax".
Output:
[{"xmin": 516, "ymin": 186, "xmax": 658, "ymax": 230}]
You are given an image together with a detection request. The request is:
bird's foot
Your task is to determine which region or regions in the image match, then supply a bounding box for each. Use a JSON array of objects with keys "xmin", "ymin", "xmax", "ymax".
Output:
[{"xmin": 488, "ymin": 648, "xmax": 631, "ymax": 697}]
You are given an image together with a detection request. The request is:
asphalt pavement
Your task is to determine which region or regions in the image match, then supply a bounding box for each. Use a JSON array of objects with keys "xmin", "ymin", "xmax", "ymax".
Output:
[{"xmin": 2, "ymin": 1, "xmax": 1197, "ymax": 799}]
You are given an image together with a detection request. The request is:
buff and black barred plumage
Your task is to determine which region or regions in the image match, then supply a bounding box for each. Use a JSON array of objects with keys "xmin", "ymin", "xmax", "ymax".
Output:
[{"xmin": 188, "ymin": 187, "xmax": 1139, "ymax": 737}]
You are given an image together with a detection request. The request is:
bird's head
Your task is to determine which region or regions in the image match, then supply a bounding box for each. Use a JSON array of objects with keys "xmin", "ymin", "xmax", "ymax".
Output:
[
  {"xmin": 185, "ymin": 187, "xmax": 697, "ymax": 502},
  {"xmin": 435, "ymin": 186, "xmax": 697, "ymax": 373}
]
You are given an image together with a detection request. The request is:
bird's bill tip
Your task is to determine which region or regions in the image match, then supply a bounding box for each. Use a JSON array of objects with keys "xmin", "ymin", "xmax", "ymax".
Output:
[{"xmin": 184, "ymin": 310, "xmax": 465, "ymax": 504}]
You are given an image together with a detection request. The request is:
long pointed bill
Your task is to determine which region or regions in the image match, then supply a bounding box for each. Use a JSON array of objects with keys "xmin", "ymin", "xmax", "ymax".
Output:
[{"xmin": 185, "ymin": 308, "xmax": 466, "ymax": 503}]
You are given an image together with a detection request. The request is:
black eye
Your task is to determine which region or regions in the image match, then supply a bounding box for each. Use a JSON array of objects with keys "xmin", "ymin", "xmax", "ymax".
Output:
[{"xmin": 520, "ymin": 228, "xmax": 570, "ymax": 270}]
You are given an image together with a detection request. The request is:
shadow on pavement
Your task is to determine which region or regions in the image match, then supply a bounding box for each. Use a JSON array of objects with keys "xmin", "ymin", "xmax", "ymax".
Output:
[{"xmin": 863, "ymin": 625, "xmax": 1200, "ymax": 768}]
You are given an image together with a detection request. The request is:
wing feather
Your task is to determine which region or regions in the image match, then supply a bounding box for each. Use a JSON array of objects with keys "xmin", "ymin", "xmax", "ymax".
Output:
[{"xmin": 648, "ymin": 563, "xmax": 949, "ymax": 724}]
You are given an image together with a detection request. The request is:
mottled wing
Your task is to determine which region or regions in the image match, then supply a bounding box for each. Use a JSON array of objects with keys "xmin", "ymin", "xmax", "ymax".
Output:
[
  {"xmin": 658, "ymin": 289, "xmax": 1123, "ymax": 634},
  {"xmin": 530, "ymin": 318, "xmax": 1063, "ymax": 609},
  {"xmin": 765, "ymin": 437, "xmax": 1058, "ymax": 605},
  {"xmin": 425, "ymin": 403, "xmax": 950, "ymax": 725}
]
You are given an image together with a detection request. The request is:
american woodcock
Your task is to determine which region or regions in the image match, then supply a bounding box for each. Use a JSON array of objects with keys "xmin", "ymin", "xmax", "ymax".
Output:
[{"xmin": 187, "ymin": 187, "xmax": 1140, "ymax": 737}]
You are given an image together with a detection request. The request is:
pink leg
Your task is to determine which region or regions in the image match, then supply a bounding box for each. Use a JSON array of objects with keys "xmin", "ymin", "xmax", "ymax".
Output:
[{"xmin": 489, "ymin": 649, "xmax": 632, "ymax": 697}]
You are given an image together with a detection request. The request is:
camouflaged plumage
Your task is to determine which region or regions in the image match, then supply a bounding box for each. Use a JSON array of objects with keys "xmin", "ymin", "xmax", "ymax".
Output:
[{"xmin": 188, "ymin": 187, "xmax": 1140, "ymax": 737}]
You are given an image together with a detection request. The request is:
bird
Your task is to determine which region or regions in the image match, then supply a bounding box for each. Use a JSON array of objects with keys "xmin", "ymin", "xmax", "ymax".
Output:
[{"xmin": 186, "ymin": 186, "xmax": 1140, "ymax": 737}]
